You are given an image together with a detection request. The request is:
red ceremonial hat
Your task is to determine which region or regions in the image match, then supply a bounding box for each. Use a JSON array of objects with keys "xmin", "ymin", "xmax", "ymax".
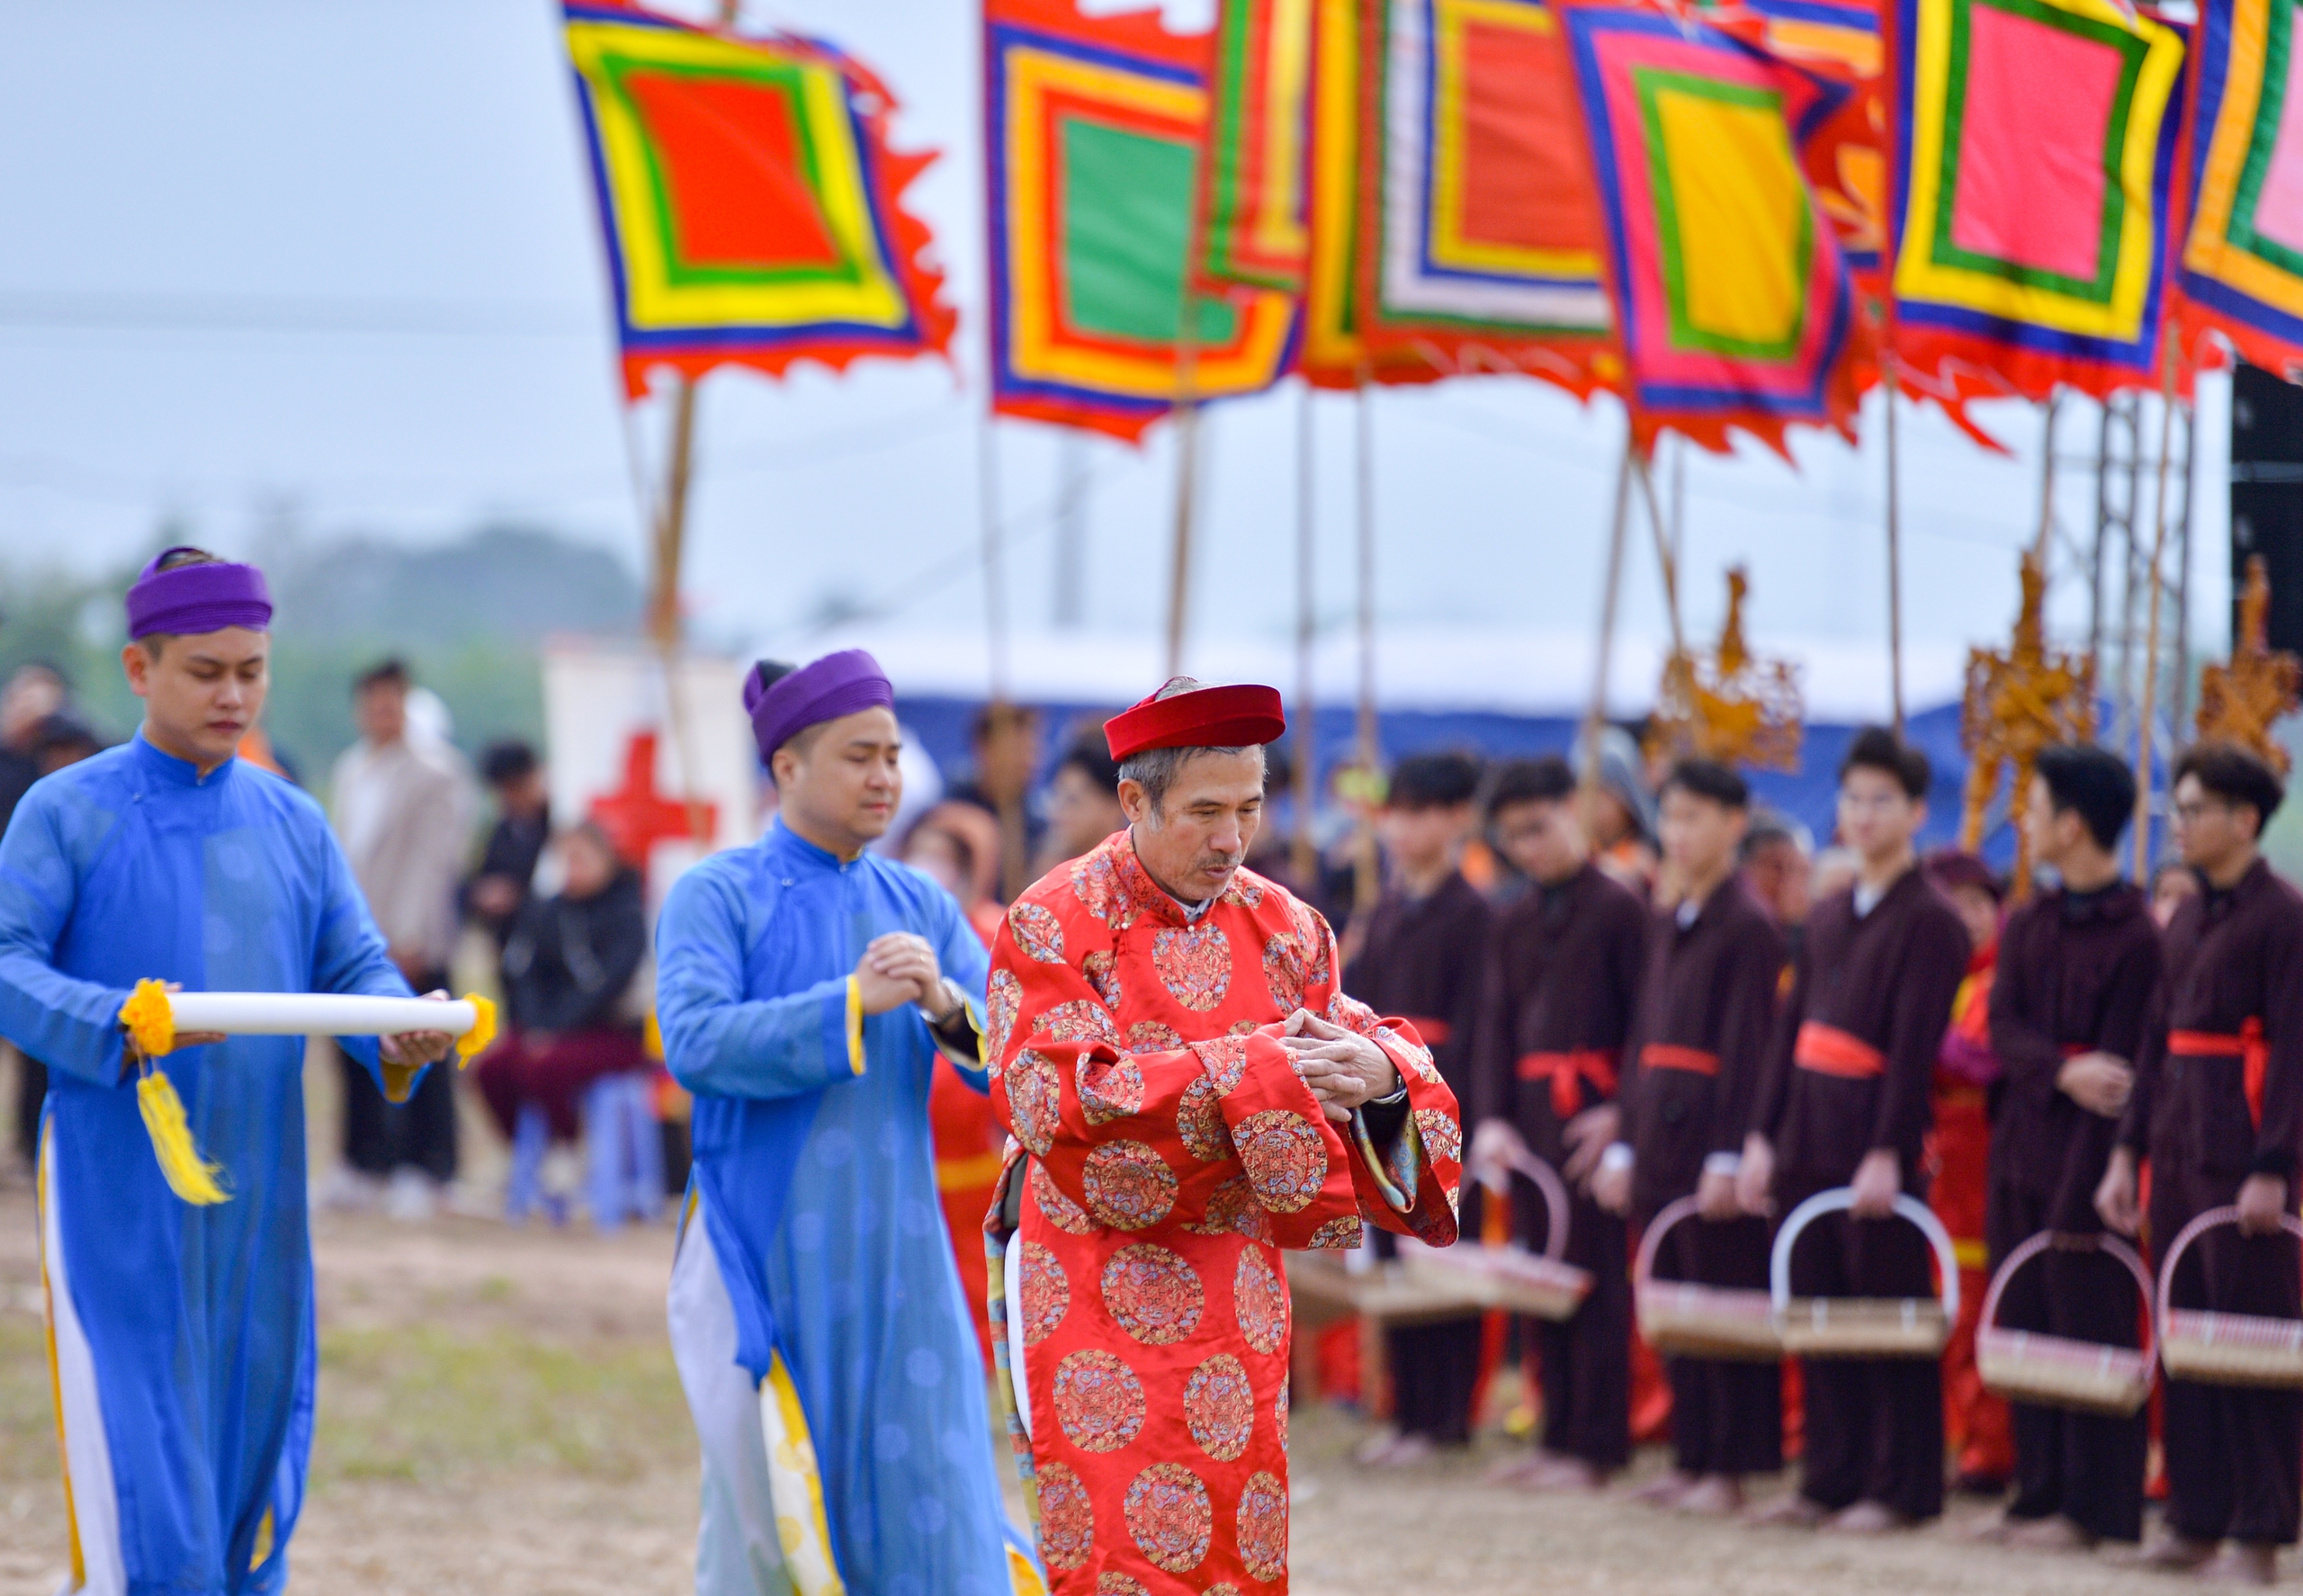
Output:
[{"xmin": 1104, "ymin": 678, "xmax": 1287, "ymax": 761}]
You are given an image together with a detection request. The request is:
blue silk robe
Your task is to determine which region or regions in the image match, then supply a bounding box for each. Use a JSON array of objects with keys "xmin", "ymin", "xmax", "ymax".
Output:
[
  {"xmin": 0, "ymin": 731, "xmax": 417, "ymax": 1595},
  {"xmin": 656, "ymin": 817, "xmax": 1020, "ymax": 1596}
]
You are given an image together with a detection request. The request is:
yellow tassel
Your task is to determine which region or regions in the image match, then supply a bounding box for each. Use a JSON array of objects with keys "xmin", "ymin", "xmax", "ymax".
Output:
[
  {"xmin": 119, "ymin": 978, "xmax": 175, "ymax": 1059},
  {"xmin": 136, "ymin": 1067, "xmax": 229, "ymax": 1205},
  {"xmin": 454, "ymin": 992, "xmax": 498, "ymax": 1067}
]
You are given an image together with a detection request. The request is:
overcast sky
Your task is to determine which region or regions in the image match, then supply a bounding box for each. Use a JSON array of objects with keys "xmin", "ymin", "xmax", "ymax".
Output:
[{"xmin": 0, "ymin": 0, "xmax": 2229, "ymax": 718}]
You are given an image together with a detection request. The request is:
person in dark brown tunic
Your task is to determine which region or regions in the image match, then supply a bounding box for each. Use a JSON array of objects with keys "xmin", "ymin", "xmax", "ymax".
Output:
[
  {"xmin": 1593, "ymin": 758, "xmax": 1787, "ymax": 1515},
  {"xmin": 1979, "ymin": 743, "xmax": 2161, "ymax": 1550},
  {"xmin": 1741, "ymin": 727, "xmax": 1969, "ymax": 1532},
  {"xmin": 2099, "ymin": 742, "xmax": 2303, "ymax": 1584},
  {"xmin": 1345, "ymin": 751, "xmax": 1493, "ymax": 1464},
  {"xmin": 1471, "ymin": 756, "xmax": 1648, "ymax": 1490}
]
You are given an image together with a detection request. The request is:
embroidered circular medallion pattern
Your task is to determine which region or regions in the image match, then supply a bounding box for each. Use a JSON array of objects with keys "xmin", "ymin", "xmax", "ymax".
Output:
[
  {"xmin": 1198, "ymin": 1035, "xmax": 1250, "ymax": 1096},
  {"xmin": 1019, "ymin": 1242, "xmax": 1068, "ymax": 1346},
  {"xmin": 1082, "ymin": 948, "xmax": 1124, "ymax": 1009},
  {"xmin": 1234, "ymin": 1109, "xmax": 1329, "ymax": 1214},
  {"xmin": 1414, "ymin": 1106, "xmax": 1462, "ymax": 1166},
  {"xmin": 1126, "ymin": 1019, "xmax": 1186, "ymax": 1056},
  {"xmin": 1078, "ymin": 1054, "xmax": 1145, "ymax": 1125},
  {"xmin": 1236, "ymin": 1470, "xmax": 1288, "ymax": 1580},
  {"xmin": 1152, "ymin": 923, "xmax": 1232, "ymax": 1012},
  {"xmin": 1008, "ymin": 901, "xmax": 1067, "ymax": 964},
  {"xmin": 1029, "ymin": 1161, "xmax": 1093, "ymax": 1235},
  {"xmin": 1070, "ymin": 849, "xmax": 1138, "ymax": 931},
  {"xmin": 1183, "ymin": 1173, "xmax": 1273, "ymax": 1242},
  {"xmin": 1233, "ymin": 1247, "xmax": 1288, "ymax": 1355},
  {"xmin": 1052, "ymin": 1349, "xmax": 1146, "ymax": 1453},
  {"xmin": 1183, "ymin": 1353, "xmax": 1255, "ymax": 1461},
  {"xmin": 1124, "ymin": 1462, "xmax": 1213, "ymax": 1574},
  {"xmin": 1035, "ymin": 1462, "xmax": 1093, "ymax": 1571},
  {"xmin": 1176, "ymin": 1074, "xmax": 1232, "ymax": 1162},
  {"xmin": 1081, "ymin": 1140, "xmax": 1178, "ymax": 1231},
  {"xmin": 1006, "ymin": 1050, "xmax": 1062, "ymax": 1157},
  {"xmin": 987, "ymin": 968, "xmax": 1021, "ymax": 1066},
  {"xmin": 1100, "ymin": 1242, "xmax": 1205, "ymax": 1345},
  {"xmin": 1262, "ymin": 933, "xmax": 1309, "ymax": 1011}
]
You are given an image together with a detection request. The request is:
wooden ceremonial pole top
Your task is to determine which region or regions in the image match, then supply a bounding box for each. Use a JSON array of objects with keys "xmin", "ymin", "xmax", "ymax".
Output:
[{"xmin": 1958, "ymin": 551, "xmax": 2094, "ymax": 898}]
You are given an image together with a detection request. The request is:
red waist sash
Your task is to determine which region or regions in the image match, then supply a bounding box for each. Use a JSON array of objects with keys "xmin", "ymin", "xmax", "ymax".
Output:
[
  {"xmin": 2169, "ymin": 1017, "xmax": 2268, "ymax": 1128},
  {"xmin": 1518, "ymin": 1048, "xmax": 1619, "ymax": 1118},
  {"xmin": 1794, "ymin": 1021, "xmax": 1886, "ymax": 1080},
  {"xmin": 1640, "ymin": 1043, "xmax": 1720, "ymax": 1077},
  {"xmin": 1399, "ymin": 1016, "xmax": 1452, "ymax": 1046}
]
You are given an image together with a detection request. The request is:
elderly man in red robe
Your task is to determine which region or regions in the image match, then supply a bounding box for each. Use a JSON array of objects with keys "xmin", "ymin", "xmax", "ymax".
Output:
[{"xmin": 986, "ymin": 677, "xmax": 1463, "ymax": 1592}]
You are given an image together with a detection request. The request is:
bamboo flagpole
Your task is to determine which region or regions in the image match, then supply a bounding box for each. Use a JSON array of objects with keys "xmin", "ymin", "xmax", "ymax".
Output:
[
  {"xmin": 1584, "ymin": 434, "xmax": 1637, "ymax": 813},
  {"xmin": 1293, "ymin": 381, "xmax": 1320, "ymax": 887},
  {"xmin": 2132, "ymin": 323, "xmax": 2180, "ymax": 881},
  {"xmin": 980, "ymin": 408, "xmax": 1009, "ymax": 702},
  {"xmin": 1885, "ymin": 363, "xmax": 1907, "ymax": 735},
  {"xmin": 1352, "ymin": 377, "xmax": 1379, "ymax": 912},
  {"xmin": 1164, "ymin": 195, "xmax": 1213, "ymax": 679},
  {"xmin": 1633, "ymin": 450, "xmax": 1685, "ymax": 658},
  {"xmin": 640, "ymin": 0, "xmax": 746, "ymax": 859},
  {"xmin": 2034, "ymin": 391, "xmax": 2060, "ymax": 564}
]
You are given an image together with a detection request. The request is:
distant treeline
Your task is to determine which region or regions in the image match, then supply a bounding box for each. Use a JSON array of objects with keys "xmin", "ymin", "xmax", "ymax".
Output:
[{"xmin": 0, "ymin": 525, "xmax": 641, "ymax": 791}]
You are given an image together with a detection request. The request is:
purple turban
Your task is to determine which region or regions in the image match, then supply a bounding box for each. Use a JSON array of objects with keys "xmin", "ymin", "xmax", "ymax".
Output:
[
  {"xmin": 745, "ymin": 649, "xmax": 894, "ymax": 761},
  {"xmin": 125, "ymin": 548, "xmax": 273, "ymax": 640}
]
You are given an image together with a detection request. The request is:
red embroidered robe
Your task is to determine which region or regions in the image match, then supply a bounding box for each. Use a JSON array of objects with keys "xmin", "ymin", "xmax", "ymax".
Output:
[{"xmin": 988, "ymin": 830, "xmax": 1463, "ymax": 1592}]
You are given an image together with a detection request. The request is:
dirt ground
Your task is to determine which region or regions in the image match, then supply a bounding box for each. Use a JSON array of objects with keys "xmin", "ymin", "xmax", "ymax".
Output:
[{"xmin": 4, "ymin": 1175, "xmax": 2280, "ymax": 1594}]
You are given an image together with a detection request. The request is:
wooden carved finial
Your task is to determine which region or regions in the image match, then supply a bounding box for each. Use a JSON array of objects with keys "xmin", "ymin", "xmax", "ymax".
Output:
[
  {"xmin": 1645, "ymin": 565, "xmax": 1804, "ymax": 772},
  {"xmin": 1958, "ymin": 550, "xmax": 2095, "ymax": 897},
  {"xmin": 2196, "ymin": 554, "xmax": 2302, "ymax": 774}
]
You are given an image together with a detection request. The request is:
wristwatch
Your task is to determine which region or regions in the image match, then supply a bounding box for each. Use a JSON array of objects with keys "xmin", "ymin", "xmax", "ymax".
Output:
[{"xmin": 924, "ymin": 979, "xmax": 968, "ymax": 1028}]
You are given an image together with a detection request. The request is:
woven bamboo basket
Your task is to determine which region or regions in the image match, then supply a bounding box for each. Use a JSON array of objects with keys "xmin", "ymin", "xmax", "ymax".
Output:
[
  {"xmin": 1401, "ymin": 1150, "xmax": 1593, "ymax": 1322},
  {"xmin": 1975, "ymin": 1231, "xmax": 2155, "ymax": 1415},
  {"xmin": 2156, "ymin": 1208, "xmax": 2303, "ymax": 1388},
  {"xmin": 1770, "ymin": 1189, "xmax": 1959, "ymax": 1359},
  {"xmin": 1632, "ymin": 1196, "xmax": 1781, "ymax": 1361},
  {"xmin": 1283, "ymin": 1249, "xmax": 1488, "ymax": 1326}
]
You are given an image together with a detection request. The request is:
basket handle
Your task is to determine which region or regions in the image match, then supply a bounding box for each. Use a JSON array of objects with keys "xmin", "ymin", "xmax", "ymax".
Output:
[
  {"xmin": 1768, "ymin": 1187, "xmax": 1960, "ymax": 1326},
  {"xmin": 1978, "ymin": 1229, "xmax": 2157, "ymax": 1369},
  {"xmin": 1633, "ymin": 1195, "xmax": 1704, "ymax": 1292},
  {"xmin": 2154, "ymin": 1205, "xmax": 2303, "ymax": 1334},
  {"xmin": 1472, "ymin": 1145, "xmax": 1573, "ymax": 1263}
]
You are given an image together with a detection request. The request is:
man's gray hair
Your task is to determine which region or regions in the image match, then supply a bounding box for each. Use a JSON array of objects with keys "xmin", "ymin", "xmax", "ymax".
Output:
[
  {"xmin": 1118, "ymin": 744, "xmax": 1263, "ymax": 817},
  {"xmin": 1116, "ymin": 677, "xmax": 1268, "ymax": 817}
]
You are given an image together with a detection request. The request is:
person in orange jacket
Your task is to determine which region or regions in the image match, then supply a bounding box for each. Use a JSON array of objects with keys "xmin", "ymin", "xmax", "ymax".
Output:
[{"xmin": 1922, "ymin": 848, "xmax": 2015, "ymax": 1493}]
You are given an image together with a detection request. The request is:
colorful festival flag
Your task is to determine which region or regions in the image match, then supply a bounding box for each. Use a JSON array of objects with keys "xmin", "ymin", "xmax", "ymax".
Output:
[
  {"xmin": 1887, "ymin": 0, "xmax": 2188, "ymax": 400},
  {"xmin": 2178, "ymin": 0, "xmax": 2303, "ymax": 378},
  {"xmin": 1202, "ymin": 0, "xmax": 1316, "ymax": 291},
  {"xmin": 562, "ymin": 1, "xmax": 954, "ymax": 398},
  {"xmin": 1561, "ymin": 1, "xmax": 1868, "ymax": 453},
  {"xmin": 1355, "ymin": 0, "xmax": 1623, "ymax": 396},
  {"xmin": 1712, "ymin": 0, "xmax": 1888, "ymax": 280},
  {"xmin": 985, "ymin": 0, "xmax": 1298, "ymax": 441},
  {"xmin": 1301, "ymin": 0, "xmax": 1448, "ymax": 383}
]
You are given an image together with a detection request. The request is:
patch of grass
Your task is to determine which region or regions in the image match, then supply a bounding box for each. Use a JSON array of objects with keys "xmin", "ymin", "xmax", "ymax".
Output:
[
  {"xmin": 313, "ymin": 1325, "xmax": 690, "ymax": 1487},
  {"xmin": 0, "ymin": 1316, "xmax": 62, "ymax": 1487},
  {"xmin": 1, "ymin": 1315, "xmax": 693, "ymax": 1496}
]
